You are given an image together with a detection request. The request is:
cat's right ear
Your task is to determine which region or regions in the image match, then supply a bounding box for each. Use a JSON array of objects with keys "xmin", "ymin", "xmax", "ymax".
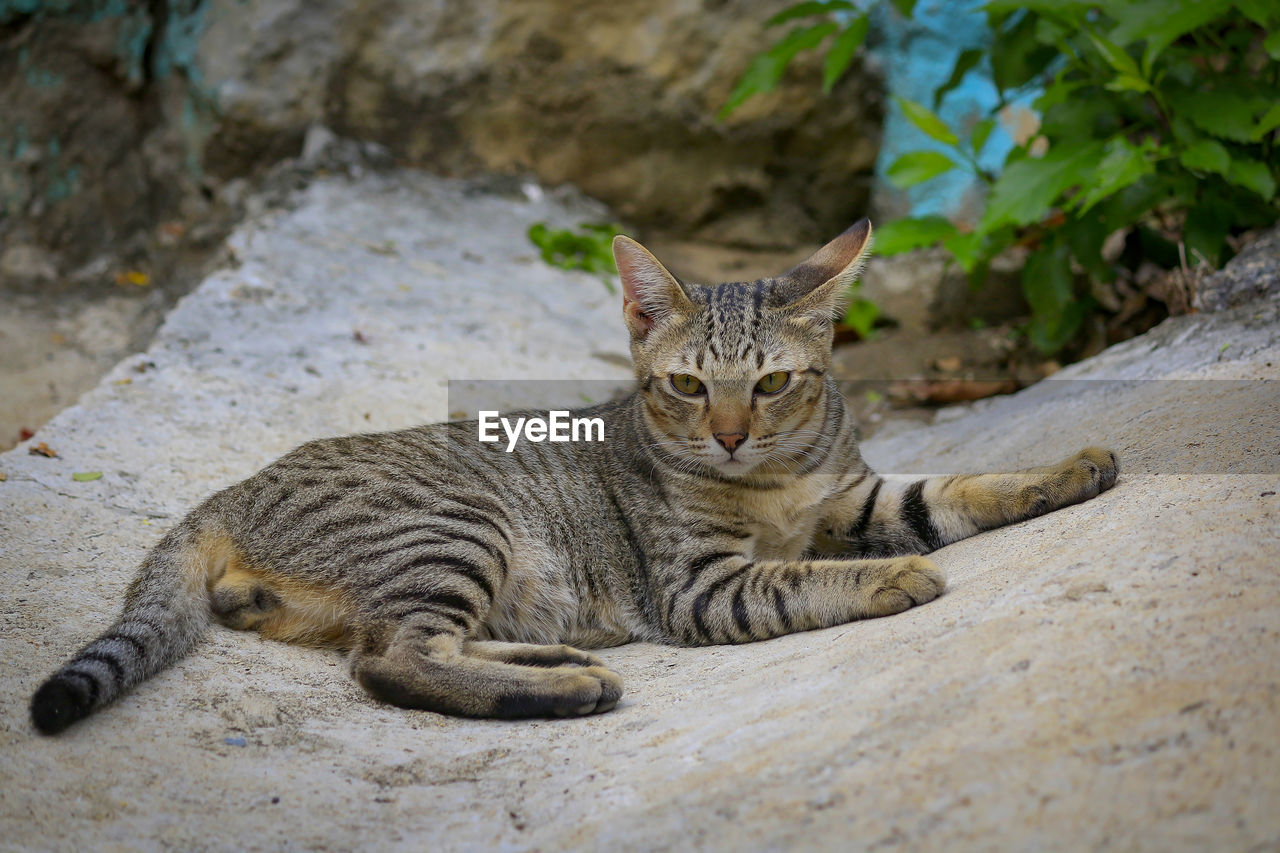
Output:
[{"xmin": 613, "ymin": 236, "xmax": 694, "ymax": 340}]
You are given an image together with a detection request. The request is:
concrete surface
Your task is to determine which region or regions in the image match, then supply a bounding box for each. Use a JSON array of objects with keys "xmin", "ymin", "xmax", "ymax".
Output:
[
  {"xmin": 0, "ymin": 289, "xmax": 163, "ymax": 451},
  {"xmin": 1, "ymin": 173, "xmax": 1277, "ymax": 852}
]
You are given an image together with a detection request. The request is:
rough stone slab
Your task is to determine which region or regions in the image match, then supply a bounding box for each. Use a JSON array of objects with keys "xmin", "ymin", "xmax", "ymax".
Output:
[
  {"xmin": 1194, "ymin": 223, "xmax": 1280, "ymax": 313},
  {"xmin": 2, "ymin": 173, "xmax": 1278, "ymax": 851}
]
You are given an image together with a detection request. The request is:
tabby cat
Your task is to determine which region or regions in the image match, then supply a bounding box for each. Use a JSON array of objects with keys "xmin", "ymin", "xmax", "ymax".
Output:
[{"xmin": 31, "ymin": 219, "xmax": 1118, "ymax": 733}]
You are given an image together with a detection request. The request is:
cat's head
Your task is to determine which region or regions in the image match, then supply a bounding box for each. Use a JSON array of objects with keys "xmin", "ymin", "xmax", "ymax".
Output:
[{"xmin": 613, "ymin": 220, "xmax": 872, "ymax": 478}]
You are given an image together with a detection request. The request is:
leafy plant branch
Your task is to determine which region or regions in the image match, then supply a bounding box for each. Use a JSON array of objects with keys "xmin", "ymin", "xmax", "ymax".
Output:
[{"xmin": 721, "ymin": 0, "xmax": 1280, "ymax": 354}]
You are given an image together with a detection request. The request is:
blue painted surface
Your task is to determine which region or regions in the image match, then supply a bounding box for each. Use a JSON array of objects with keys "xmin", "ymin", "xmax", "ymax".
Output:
[
  {"xmin": 868, "ymin": 0, "xmax": 1029, "ymax": 224},
  {"xmin": 0, "ymin": 0, "xmax": 214, "ymax": 209}
]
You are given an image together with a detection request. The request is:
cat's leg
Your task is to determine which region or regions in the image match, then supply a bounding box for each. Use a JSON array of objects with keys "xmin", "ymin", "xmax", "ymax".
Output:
[
  {"xmin": 463, "ymin": 640, "xmax": 606, "ymax": 668},
  {"xmin": 820, "ymin": 447, "xmax": 1120, "ymax": 557},
  {"xmin": 660, "ymin": 550, "xmax": 945, "ymax": 645},
  {"xmin": 209, "ymin": 568, "xmax": 281, "ymax": 630},
  {"xmin": 350, "ymin": 620, "xmax": 622, "ymax": 717}
]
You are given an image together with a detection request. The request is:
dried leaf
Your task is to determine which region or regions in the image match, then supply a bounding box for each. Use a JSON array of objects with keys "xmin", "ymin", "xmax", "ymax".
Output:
[
  {"xmin": 890, "ymin": 379, "xmax": 1020, "ymax": 404},
  {"xmin": 29, "ymin": 442, "xmax": 58, "ymax": 458},
  {"xmin": 934, "ymin": 356, "xmax": 963, "ymax": 372},
  {"xmin": 115, "ymin": 270, "xmax": 151, "ymax": 287}
]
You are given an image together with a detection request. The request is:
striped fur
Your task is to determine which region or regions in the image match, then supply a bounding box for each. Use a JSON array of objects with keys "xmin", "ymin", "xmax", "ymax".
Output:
[{"xmin": 31, "ymin": 219, "xmax": 1119, "ymax": 733}]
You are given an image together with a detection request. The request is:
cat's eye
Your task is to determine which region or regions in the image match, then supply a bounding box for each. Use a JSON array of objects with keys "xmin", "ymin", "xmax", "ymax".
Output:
[
  {"xmin": 755, "ymin": 371, "xmax": 790, "ymax": 395},
  {"xmin": 670, "ymin": 373, "xmax": 704, "ymax": 396}
]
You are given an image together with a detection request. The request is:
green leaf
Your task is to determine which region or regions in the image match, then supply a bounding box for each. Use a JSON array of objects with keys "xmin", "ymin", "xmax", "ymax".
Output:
[
  {"xmin": 971, "ymin": 117, "xmax": 997, "ymax": 154},
  {"xmin": 1022, "ymin": 241, "xmax": 1084, "ymax": 354},
  {"xmin": 822, "ymin": 15, "xmax": 869, "ymax": 93},
  {"xmin": 1084, "ymin": 29, "xmax": 1144, "ymax": 82},
  {"xmin": 942, "ymin": 230, "xmax": 986, "ymax": 274},
  {"xmin": 766, "ymin": 0, "xmax": 855, "ymax": 27},
  {"xmin": 1059, "ymin": 211, "xmax": 1112, "ymax": 283},
  {"xmin": 1177, "ymin": 139, "xmax": 1231, "ymax": 175},
  {"xmin": 1226, "ymin": 158, "xmax": 1277, "ymax": 200},
  {"xmin": 983, "ymin": 0, "xmax": 1090, "ymax": 16},
  {"xmin": 894, "ymin": 97, "xmax": 959, "ymax": 145},
  {"xmin": 989, "ymin": 13, "xmax": 1060, "ymax": 93},
  {"xmin": 1108, "ymin": 0, "xmax": 1231, "ymax": 67},
  {"xmin": 872, "ymin": 216, "xmax": 959, "ymax": 255},
  {"xmin": 527, "ymin": 222, "xmax": 622, "ymax": 291},
  {"xmin": 1237, "ymin": 0, "xmax": 1277, "ymax": 26},
  {"xmin": 886, "ymin": 151, "xmax": 958, "ymax": 188},
  {"xmin": 1034, "ymin": 72, "xmax": 1086, "ymax": 113},
  {"xmin": 1104, "ymin": 74, "xmax": 1151, "ymax": 94},
  {"xmin": 1022, "ymin": 242, "xmax": 1074, "ymax": 317},
  {"xmin": 1183, "ymin": 200, "xmax": 1232, "ymax": 266},
  {"xmin": 979, "ymin": 142, "xmax": 1106, "ymax": 232},
  {"xmin": 719, "ymin": 22, "xmax": 838, "ymax": 118},
  {"xmin": 1168, "ymin": 90, "xmax": 1271, "ymax": 142},
  {"xmin": 72, "ymin": 471, "xmax": 103, "ymax": 482},
  {"xmin": 933, "ymin": 49, "xmax": 984, "ymax": 109},
  {"xmin": 720, "ymin": 55, "xmax": 783, "ymax": 117},
  {"xmin": 1074, "ymin": 138, "xmax": 1160, "ymax": 214},
  {"xmin": 1027, "ymin": 300, "xmax": 1087, "ymax": 354},
  {"xmin": 843, "ymin": 298, "xmax": 880, "ymax": 339},
  {"xmin": 1100, "ymin": 173, "xmax": 1193, "ymax": 230},
  {"xmin": 888, "ymin": 0, "xmax": 917, "ymax": 18},
  {"xmin": 1252, "ymin": 104, "xmax": 1280, "ymax": 141},
  {"xmin": 1266, "ymin": 30, "xmax": 1280, "ymax": 60}
]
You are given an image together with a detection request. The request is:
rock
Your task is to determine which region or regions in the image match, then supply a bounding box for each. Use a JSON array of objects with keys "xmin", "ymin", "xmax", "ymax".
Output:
[
  {"xmin": 1194, "ymin": 223, "xmax": 1280, "ymax": 313},
  {"xmin": 0, "ymin": 245, "xmax": 59, "ymax": 286},
  {"xmin": 859, "ymin": 245, "xmax": 1028, "ymax": 333},
  {"xmin": 196, "ymin": 0, "xmax": 882, "ymax": 246},
  {"xmin": 3, "ymin": 0, "xmax": 882, "ymax": 286},
  {"xmin": 1, "ymin": 172, "xmax": 1277, "ymax": 850},
  {"xmin": 0, "ymin": 4, "xmax": 199, "ymax": 271},
  {"xmin": 638, "ymin": 238, "xmax": 815, "ymax": 286}
]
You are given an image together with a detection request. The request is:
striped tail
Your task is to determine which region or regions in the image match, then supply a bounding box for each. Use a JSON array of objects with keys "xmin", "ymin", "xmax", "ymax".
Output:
[{"xmin": 31, "ymin": 523, "xmax": 212, "ymax": 735}]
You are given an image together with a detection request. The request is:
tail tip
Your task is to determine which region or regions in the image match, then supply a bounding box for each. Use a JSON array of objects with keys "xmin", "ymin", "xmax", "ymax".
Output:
[{"xmin": 31, "ymin": 676, "xmax": 93, "ymax": 735}]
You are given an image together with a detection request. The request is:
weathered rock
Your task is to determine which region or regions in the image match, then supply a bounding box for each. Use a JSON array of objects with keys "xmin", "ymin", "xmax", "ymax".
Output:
[
  {"xmin": 1194, "ymin": 222, "xmax": 1280, "ymax": 313},
  {"xmin": 859, "ymin": 245, "xmax": 1028, "ymax": 333},
  {"xmin": 0, "ymin": 2, "xmax": 205, "ymax": 270},
  {"xmin": 199, "ymin": 0, "xmax": 882, "ymax": 246},
  {"xmin": 2, "ymin": 0, "xmax": 883, "ymax": 275},
  {"xmin": 0, "ymin": 244, "xmax": 59, "ymax": 286},
  {"xmin": 1, "ymin": 173, "xmax": 1277, "ymax": 850}
]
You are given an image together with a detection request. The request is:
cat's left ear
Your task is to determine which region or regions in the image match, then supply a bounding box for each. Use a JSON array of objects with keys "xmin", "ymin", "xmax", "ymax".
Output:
[{"xmin": 782, "ymin": 219, "xmax": 873, "ymax": 324}]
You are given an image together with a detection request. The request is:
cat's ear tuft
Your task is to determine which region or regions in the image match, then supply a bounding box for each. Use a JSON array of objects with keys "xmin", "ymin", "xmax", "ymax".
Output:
[
  {"xmin": 613, "ymin": 235, "xmax": 694, "ymax": 339},
  {"xmin": 783, "ymin": 219, "xmax": 874, "ymax": 323}
]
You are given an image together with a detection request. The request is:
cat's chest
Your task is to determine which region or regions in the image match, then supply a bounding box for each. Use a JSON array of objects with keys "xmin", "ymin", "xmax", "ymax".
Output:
[{"xmin": 736, "ymin": 478, "xmax": 830, "ymax": 560}]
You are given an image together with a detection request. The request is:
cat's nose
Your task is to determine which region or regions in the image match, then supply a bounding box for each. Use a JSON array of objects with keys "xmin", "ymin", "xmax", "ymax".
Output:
[{"xmin": 714, "ymin": 432, "xmax": 747, "ymax": 453}]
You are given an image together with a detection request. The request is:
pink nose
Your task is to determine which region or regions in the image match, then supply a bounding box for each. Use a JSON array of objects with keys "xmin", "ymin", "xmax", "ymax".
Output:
[{"xmin": 715, "ymin": 432, "xmax": 746, "ymax": 452}]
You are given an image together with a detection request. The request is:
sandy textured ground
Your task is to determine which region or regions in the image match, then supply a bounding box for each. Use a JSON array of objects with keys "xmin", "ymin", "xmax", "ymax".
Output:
[{"xmin": 1, "ymin": 174, "xmax": 1276, "ymax": 852}]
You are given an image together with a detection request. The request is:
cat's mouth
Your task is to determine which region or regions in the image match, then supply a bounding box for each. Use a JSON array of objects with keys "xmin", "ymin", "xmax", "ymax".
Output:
[{"xmin": 709, "ymin": 452, "xmax": 763, "ymax": 477}]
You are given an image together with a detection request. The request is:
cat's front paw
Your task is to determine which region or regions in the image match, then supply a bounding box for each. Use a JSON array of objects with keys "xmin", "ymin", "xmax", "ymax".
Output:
[
  {"xmin": 1067, "ymin": 446, "xmax": 1120, "ymax": 498},
  {"xmin": 867, "ymin": 556, "xmax": 946, "ymax": 617},
  {"xmin": 548, "ymin": 666, "xmax": 624, "ymax": 716}
]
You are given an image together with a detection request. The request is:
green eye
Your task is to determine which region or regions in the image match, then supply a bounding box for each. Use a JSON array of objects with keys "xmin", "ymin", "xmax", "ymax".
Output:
[
  {"xmin": 755, "ymin": 371, "xmax": 789, "ymax": 394},
  {"xmin": 671, "ymin": 373, "xmax": 704, "ymax": 395}
]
